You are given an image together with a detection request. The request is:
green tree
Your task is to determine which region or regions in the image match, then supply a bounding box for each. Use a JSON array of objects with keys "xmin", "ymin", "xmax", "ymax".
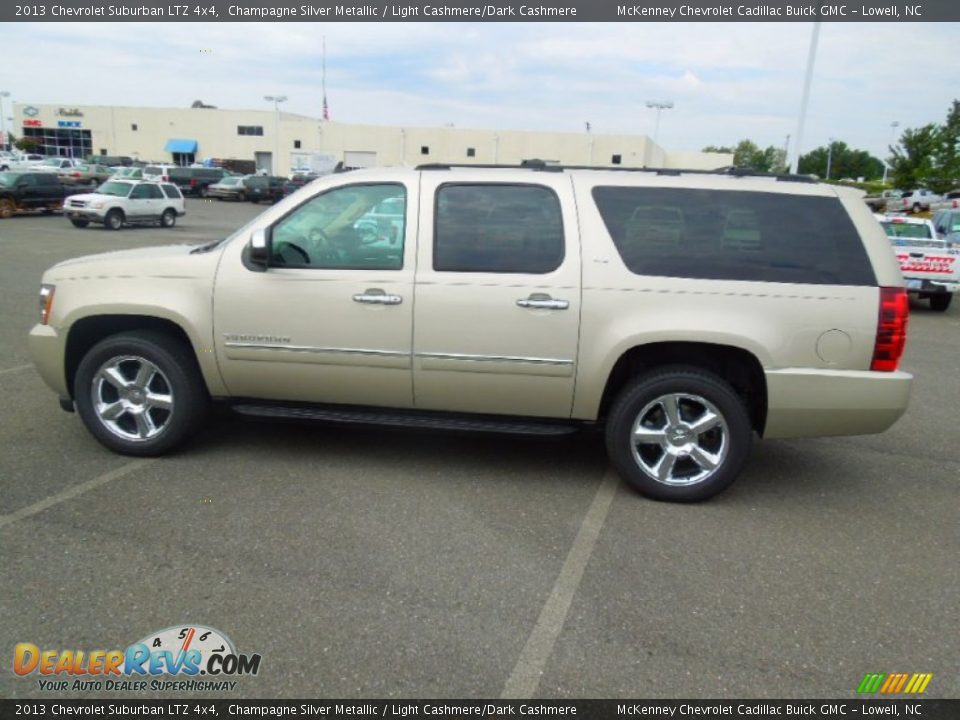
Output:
[
  {"xmin": 14, "ymin": 137, "xmax": 40, "ymax": 153},
  {"xmin": 889, "ymin": 124, "xmax": 940, "ymax": 190},
  {"xmin": 799, "ymin": 141, "xmax": 884, "ymax": 181}
]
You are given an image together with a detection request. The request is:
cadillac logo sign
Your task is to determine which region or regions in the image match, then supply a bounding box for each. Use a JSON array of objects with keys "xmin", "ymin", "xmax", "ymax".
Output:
[{"xmin": 23, "ymin": 106, "xmax": 39, "ymax": 117}]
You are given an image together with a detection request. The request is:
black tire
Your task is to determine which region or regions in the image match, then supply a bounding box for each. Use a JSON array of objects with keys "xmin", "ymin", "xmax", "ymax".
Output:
[
  {"xmin": 160, "ymin": 208, "xmax": 177, "ymax": 228},
  {"xmin": 74, "ymin": 331, "xmax": 209, "ymax": 456},
  {"xmin": 930, "ymin": 293, "xmax": 953, "ymax": 312},
  {"xmin": 605, "ymin": 366, "xmax": 753, "ymax": 502},
  {"xmin": 104, "ymin": 209, "xmax": 124, "ymax": 230},
  {"xmin": 70, "ymin": 218, "xmax": 90, "ymax": 228},
  {"xmin": 199, "ymin": 185, "xmax": 208, "ymax": 198},
  {"xmin": 237, "ymin": 192, "xmax": 246, "ymax": 202}
]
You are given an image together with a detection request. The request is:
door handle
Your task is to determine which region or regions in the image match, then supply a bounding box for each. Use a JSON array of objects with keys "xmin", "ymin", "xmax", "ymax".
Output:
[
  {"xmin": 516, "ymin": 294, "xmax": 569, "ymax": 310},
  {"xmin": 353, "ymin": 289, "xmax": 402, "ymax": 305}
]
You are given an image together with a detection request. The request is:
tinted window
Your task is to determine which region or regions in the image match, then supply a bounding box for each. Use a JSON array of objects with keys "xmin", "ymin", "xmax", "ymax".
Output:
[
  {"xmin": 270, "ymin": 183, "xmax": 406, "ymax": 271},
  {"xmin": 161, "ymin": 184, "xmax": 182, "ymax": 199},
  {"xmin": 592, "ymin": 187, "xmax": 876, "ymax": 286},
  {"xmin": 433, "ymin": 184, "xmax": 564, "ymax": 274},
  {"xmin": 129, "ymin": 184, "xmax": 163, "ymax": 199}
]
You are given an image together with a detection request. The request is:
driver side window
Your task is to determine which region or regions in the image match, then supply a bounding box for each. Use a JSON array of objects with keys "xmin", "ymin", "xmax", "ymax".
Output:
[{"xmin": 269, "ymin": 183, "xmax": 406, "ymax": 270}]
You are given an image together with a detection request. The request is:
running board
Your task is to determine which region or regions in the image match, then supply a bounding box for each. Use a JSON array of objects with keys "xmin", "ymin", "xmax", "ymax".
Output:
[{"xmin": 230, "ymin": 403, "xmax": 579, "ymax": 436}]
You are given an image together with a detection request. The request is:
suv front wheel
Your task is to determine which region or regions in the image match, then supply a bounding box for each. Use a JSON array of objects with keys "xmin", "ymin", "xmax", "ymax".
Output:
[
  {"xmin": 74, "ymin": 331, "xmax": 208, "ymax": 456},
  {"xmin": 605, "ymin": 366, "xmax": 752, "ymax": 502}
]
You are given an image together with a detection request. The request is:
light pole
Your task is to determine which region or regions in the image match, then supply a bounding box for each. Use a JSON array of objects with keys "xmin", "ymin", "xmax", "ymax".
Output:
[
  {"xmin": 0, "ymin": 91, "xmax": 10, "ymax": 151},
  {"xmin": 826, "ymin": 137, "xmax": 835, "ymax": 180},
  {"xmin": 645, "ymin": 100, "xmax": 673, "ymax": 146},
  {"xmin": 264, "ymin": 95, "xmax": 287, "ymax": 175},
  {"xmin": 882, "ymin": 121, "xmax": 899, "ymax": 184},
  {"xmin": 790, "ymin": 21, "xmax": 821, "ymax": 174}
]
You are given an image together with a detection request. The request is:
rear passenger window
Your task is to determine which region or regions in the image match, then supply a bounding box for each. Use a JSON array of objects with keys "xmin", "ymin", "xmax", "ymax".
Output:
[
  {"xmin": 161, "ymin": 184, "xmax": 182, "ymax": 199},
  {"xmin": 592, "ymin": 187, "xmax": 876, "ymax": 286},
  {"xmin": 434, "ymin": 184, "xmax": 564, "ymax": 273}
]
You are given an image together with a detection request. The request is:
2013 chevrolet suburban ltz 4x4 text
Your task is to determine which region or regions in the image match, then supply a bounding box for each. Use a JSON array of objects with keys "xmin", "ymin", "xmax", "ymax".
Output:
[{"xmin": 29, "ymin": 164, "xmax": 913, "ymax": 501}]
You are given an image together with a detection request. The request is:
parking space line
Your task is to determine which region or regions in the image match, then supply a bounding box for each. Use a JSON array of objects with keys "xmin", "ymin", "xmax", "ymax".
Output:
[
  {"xmin": 500, "ymin": 469, "xmax": 620, "ymax": 699},
  {"xmin": 0, "ymin": 364, "xmax": 32, "ymax": 376},
  {"xmin": 0, "ymin": 459, "xmax": 156, "ymax": 530}
]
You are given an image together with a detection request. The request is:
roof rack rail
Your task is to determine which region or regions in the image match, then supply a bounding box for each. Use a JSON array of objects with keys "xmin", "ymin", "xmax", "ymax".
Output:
[{"xmin": 414, "ymin": 160, "xmax": 819, "ymax": 184}]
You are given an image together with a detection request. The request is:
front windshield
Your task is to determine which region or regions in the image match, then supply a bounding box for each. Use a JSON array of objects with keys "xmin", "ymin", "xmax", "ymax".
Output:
[
  {"xmin": 39, "ymin": 159, "xmax": 62, "ymax": 167},
  {"xmin": 96, "ymin": 181, "xmax": 134, "ymax": 197},
  {"xmin": 221, "ymin": 177, "xmax": 241, "ymax": 186}
]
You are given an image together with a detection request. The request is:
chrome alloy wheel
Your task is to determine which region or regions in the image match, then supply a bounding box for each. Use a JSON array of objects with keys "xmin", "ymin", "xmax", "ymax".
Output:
[
  {"xmin": 630, "ymin": 393, "xmax": 729, "ymax": 487},
  {"xmin": 90, "ymin": 355, "xmax": 174, "ymax": 441}
]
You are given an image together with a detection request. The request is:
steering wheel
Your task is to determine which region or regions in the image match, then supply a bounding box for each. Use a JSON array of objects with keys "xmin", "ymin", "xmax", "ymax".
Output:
[{"xmin": 308, "ymin": 227, "xmax": 330, "ymax": 246}]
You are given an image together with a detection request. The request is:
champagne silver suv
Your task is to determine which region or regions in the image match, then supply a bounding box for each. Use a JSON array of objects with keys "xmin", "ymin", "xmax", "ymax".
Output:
[{"xmin": 29, "ymin": 163, "xmax": 913, "ymax": 501}]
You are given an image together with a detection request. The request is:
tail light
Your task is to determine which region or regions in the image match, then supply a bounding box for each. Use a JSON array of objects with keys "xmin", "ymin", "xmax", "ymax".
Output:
[
  {"xmin": 871, "ymin": 287, "xmax": 909, "ymax": 372},
  {"xmin": 161, "ymin": 175, "xmax": 169, "ymax": 182}
]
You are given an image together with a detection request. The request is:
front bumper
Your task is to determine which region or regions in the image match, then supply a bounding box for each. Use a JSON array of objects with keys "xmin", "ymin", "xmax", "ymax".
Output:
[
  {"xmin": 28, "ymin": 323, "xmax": 70, "ymax": 401},
  {"xmin": 63, "ymin": 207, "xmax": 106, "ymax": 223},
  {"xmin": 764, "ymin": 368, "xmax": 912, "ymax": 439}
]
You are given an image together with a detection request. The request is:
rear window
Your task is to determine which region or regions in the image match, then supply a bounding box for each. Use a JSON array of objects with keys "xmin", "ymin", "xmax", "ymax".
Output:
[
  {"xmin": 880, "ymin": 221, "xmax": 934, "ymax": 240},
  {"xmin": 592, "ymin": 187, "xmax": 876, "ymax": 286}
]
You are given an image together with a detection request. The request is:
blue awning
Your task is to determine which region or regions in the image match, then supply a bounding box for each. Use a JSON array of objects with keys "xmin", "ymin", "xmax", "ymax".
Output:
[{"xmin": 164, "ymin": 139, "xmax": 198, "ymax": 153}]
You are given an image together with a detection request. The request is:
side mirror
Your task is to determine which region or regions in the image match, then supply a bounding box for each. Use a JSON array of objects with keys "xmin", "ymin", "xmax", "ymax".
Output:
[{"xmin": 248, "ymin": 228, "xmax": 270, "ymax": 271}]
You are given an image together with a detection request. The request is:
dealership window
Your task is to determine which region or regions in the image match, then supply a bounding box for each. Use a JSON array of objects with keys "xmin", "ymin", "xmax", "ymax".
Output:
[
  {"xmin": 23, "ymin": 126, "xmax": 92, "ymax": 159},
  {"xmin": 294, "ymin": 140, "xmax": 301, "ymax": 149},
  {"xmin": 421, "ymin": 146, "xmax": 429, "ymax": 155},
  {"xmin": 131, "ymin": 124, "xmax": 138, "ymax": 131},
  {"xmin": 238, "ymin": 126, "xmax": 264, "ymax": 136},
  {"xmin": 466, "ymin": 147, "xmax": 476, "ymax": 158},
  {"xmin": 172, "ymin": 152, "xmax": 195, "ymax": 166},
  {"xmin": 611, "ymin": 154, "xmax": 622, "ymax": 165}
]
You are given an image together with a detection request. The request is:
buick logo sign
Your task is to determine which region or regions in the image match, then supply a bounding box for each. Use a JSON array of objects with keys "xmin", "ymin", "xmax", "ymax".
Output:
[{"xmin": 23, "ymin": 106, "xmax": 39, "ymax": 117}]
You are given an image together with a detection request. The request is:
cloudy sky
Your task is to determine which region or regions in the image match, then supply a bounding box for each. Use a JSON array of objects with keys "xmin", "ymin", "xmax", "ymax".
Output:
[{"xmin": 1, "ymin": 21, "xmax": 956, "ymax": 161}]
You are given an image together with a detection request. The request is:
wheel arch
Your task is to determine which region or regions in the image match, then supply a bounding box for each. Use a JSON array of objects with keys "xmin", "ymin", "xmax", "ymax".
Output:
[
  {"xmin": 64, "ymin": 315, "xmax": 210, "ymax": 401},
  {"xmin": 595, "ymin": 341, "xmax": 768, "ymax": 436}
]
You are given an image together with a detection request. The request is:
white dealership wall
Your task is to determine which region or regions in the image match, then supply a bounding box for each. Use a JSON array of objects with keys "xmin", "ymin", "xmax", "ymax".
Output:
[{"xmin": 13, "ymin": 103, "xmax": 732, "ymax": 174}]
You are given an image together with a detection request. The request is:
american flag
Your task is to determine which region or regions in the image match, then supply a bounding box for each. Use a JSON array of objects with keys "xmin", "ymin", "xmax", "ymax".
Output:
[{"xmin": 322, "ymin": 94, "xmax": 330, "ymax": 121}]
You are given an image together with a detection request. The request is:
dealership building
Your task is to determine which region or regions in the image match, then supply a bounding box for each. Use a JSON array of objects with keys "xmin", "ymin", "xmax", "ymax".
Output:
[{"xmin": 11, "ymin": 102, "xmax": 732, "ymax": 174}]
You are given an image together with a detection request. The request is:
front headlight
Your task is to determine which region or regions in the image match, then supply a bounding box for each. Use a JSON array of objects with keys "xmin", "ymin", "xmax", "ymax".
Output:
[
  {"xmin": 91, "ymin": 202, "xmax": 104, "ymax": 209},
  {"xmin": 39, "ymin": 284, "xmax": 56, "ymax": 325}
]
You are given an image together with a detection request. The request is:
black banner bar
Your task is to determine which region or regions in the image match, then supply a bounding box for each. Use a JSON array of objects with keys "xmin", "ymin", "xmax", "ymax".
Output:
[
  {"xmin": 3, "ymin": 0, "xmax": 959, "ymax": 23},
  {"xmin": 2, "ymin": 700, "xmax": 960, "ymax": 720}
]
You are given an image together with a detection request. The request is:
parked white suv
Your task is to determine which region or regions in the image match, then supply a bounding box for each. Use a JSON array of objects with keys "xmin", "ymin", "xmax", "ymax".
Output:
[
  {"xmin": 898, "ymin": 189, "xmax": 941, "ymax": 214},
  {"xmin": 62, "ymin": 179, "xmax": 185, "ymax": 230},
  {"xmin": 30, "ymin": 164, "xmax": 912, "ymax": 501}
]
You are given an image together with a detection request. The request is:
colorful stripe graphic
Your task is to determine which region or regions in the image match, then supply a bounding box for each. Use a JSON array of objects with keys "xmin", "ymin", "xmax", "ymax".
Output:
[{"xmin": 857, "ymin": 673, "xmax": 933, "ymax": 694}]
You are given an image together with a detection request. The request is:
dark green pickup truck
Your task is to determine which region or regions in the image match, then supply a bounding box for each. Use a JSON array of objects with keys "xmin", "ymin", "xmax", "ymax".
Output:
[{"xmin": 0, "ymin": 172, "xmax": 91, "ymax": 218}]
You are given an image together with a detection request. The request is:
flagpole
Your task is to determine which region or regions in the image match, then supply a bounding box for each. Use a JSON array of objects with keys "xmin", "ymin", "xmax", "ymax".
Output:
[{"xmin": 322, "ymin": 36, "xmax": 329, "ymax": 121}]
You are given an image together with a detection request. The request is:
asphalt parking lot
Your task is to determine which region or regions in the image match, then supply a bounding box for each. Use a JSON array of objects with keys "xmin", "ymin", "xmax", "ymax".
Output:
[{"xmin": 0, "ymin": 199, "xmax": 957, "ymax": 700}]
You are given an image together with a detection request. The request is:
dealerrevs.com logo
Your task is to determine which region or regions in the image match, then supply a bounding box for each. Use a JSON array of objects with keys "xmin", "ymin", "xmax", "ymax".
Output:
[
  {"xmin": 857, "ymin": 672, "xmax": 934, "ymax": 695},
  {"xmin": 14, "ymin": 625, "xmax": 262, "ymax": 692}
]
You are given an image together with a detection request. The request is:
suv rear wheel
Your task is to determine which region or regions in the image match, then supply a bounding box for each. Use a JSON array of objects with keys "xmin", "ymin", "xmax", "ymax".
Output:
[
  {"xmin": 74, "ymin": 331, "xmax": 208, "ymax": 456},
  {"xmin": 160, "ymin": 209, "xmax": 177, "ymax": 228},
  {"xmin": 605, "ymin": 366, "xmax": 752, "ymax": 502},
  {"xmin": 930, "ymin": 293, "xmax": 953, "ymax": 312}
]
